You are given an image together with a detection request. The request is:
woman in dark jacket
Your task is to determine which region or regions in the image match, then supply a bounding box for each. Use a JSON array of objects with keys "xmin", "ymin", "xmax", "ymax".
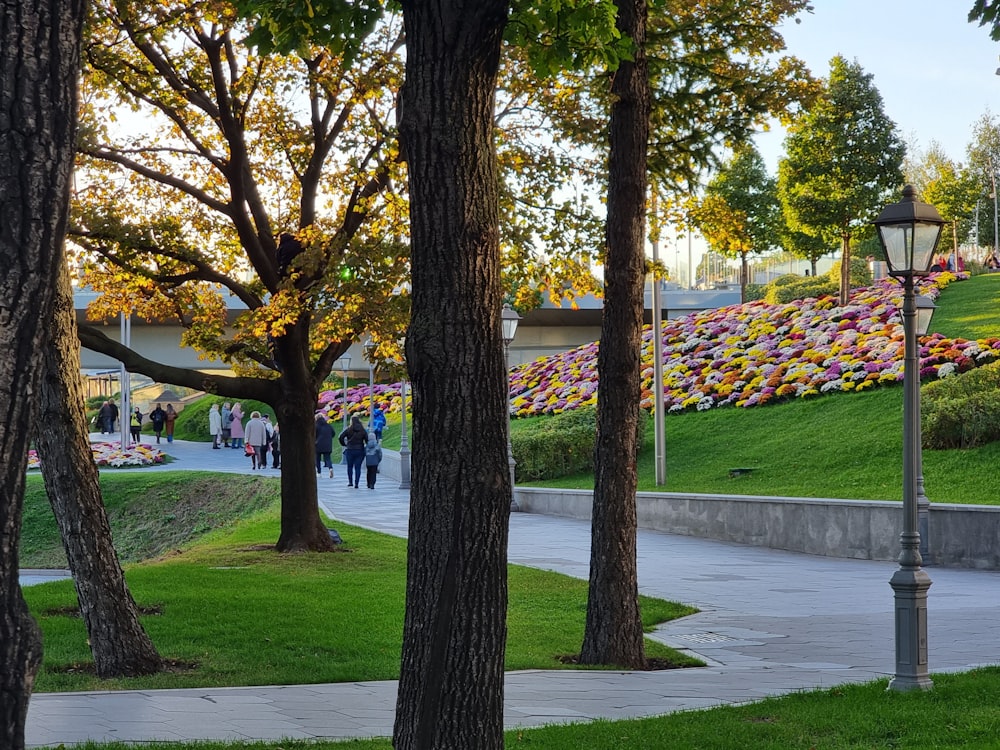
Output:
[
  {"xmin": 315, "ymin": 414, "xmax": 335, "ymax": 478},
  {"xmin": 339, "ymin": 415, "xmax": 369, "ymax": 488}
]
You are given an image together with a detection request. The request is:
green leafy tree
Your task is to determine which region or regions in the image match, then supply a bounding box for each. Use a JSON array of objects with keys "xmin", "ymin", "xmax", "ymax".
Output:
[
  {"xmin": 72, "ymin": 1, "xmax": 410, "ymax": 553},
  {"xmin": 690, "ymin": 143, "xmax": 781, "ymax": 302},
  {"xmin": 963, "ymin": 113, "xmax": 1000, "ymax": 256},
  {"xmin": 907, "ymin": 142, "xmax": 979, "ymax": 258},
  {"xmin": 778, "ymin": 55, "xmax": 904, "ymax": 305}
]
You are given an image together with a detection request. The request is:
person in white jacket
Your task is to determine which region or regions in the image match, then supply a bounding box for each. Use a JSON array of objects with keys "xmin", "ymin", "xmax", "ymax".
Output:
[{"xmin": 208, "ymin": 404, "xmax": 222, "ymax": 449}]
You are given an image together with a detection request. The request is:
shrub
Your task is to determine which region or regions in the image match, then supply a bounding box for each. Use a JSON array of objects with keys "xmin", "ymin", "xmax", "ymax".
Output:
[
  {"xmin": 744, "ymin": 283, "xmax": 767, "ymax": 301},
  {"xmin": 923, "ymin": 360, "xmax": 1000, "ymax": 449},
  {"xmin": 765, "ymin": 276, "xmax": 837, "ymax": 304},
  {"xmin": 828, "ymin": 256, "xmax": 873, "ymax": 288},
  {"xmin": 512, "ymin": 406, "xmax": 597, "ymax": 481}
]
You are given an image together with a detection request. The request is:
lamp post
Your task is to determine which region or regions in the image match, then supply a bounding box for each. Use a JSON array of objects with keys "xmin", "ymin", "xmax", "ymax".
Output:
[
  {"xmin": 364, "ymin": 339, "xmax": 376, "ymax": 430},
  {"xmin": 501, "ymin": 303, "xmax": 520, "ymax": 510},
  {"xmin": 874, "ymin": 184, "xmax": 945, "ymax": 693}
]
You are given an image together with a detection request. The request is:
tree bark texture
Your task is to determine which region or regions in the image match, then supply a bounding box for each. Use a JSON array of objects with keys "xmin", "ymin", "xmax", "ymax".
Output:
[
  {"xmin": 580, "ymin": 0, "xmax": 649, "ymax": 670},
  {"xmin": 34, "ymin": 262, "xmax": 163, "ymax": 678},
  {"xmin": 75, "ymin": 321, "xmax": 334, "ymax": 553},
  {"xmin": 393, "ymin": 2, "xmax": 511, "ymax": 748},
  {"xmin": 0, "ymin": 0, "xmax": 86, "ymax": 746}
]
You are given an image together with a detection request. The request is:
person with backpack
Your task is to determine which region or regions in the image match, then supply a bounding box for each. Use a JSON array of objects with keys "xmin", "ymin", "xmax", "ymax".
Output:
[
  {"xmin": 221, "ymin": 402, "xmax": 232, "ymax": 447},
  {"xmin": 129, "ymin": 407, "xmax": 143, "ymax": 445},
  {"xmin": 149, "ymin": 403, "xmax": 167, "ymax": 443},
  {"xmin": 371, "ymin": 404, "xmax": 387, "ymax": 441},
  {"xmin": 364, "ymin": 432, "xmax": 382, "ymax": 490}
]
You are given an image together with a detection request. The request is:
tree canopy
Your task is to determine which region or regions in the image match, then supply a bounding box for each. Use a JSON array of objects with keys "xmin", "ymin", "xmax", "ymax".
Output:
[{"xmin": 778, "ymin": 55, "xmax": 904, "ymax": 304}]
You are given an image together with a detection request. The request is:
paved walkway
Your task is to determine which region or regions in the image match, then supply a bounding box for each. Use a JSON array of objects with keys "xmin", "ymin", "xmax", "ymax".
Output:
[{"xmin": 22, "ymin": 438, "xmax": 1000, "ymax": 747}]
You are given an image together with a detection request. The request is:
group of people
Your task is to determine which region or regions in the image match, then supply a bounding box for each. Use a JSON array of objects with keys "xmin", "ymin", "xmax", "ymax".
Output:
[
  {"xmin": 206, "ymin": 399, "xmax": 388, "ymax": 486},
  {"xmin": 208, "ymin": 402, "xmax": 281, "ymax": 470},
  {"xmin": 96, "ymin": 399, "xmax": 177, "ymax": 445},
  {"xmin": 315, "ymin": 405, "xmax": 385, "ymax": 489},
  {"xmin": 930, "ymin": 251, "xmax": 965, "ymax": 273}
]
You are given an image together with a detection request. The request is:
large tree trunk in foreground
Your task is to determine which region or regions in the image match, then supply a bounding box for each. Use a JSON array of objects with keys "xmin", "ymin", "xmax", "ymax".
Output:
[
  {"xmin": 35, "ymin": 262, "xmax": 163, "ymax": 678},
  {"xmin": 0, "ymin": 0, "xmax": 86, "ymax": 746},
  {"xmin": 580, "ymin": 0, "xmax": 648, "ymax": 670},
  {"xmin": 393, "ymin": 2, "xmax": 511, "ymax": 748}
]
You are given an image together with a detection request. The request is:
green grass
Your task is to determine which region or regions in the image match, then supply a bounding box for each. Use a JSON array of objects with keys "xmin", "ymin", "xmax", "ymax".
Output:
[
  {"xmin": 65, "ymin": 666, "xmax": 1000, "ymax": 749},
  {"xmin": 22, "ymin": 479, "xmax": 697, "ymax": 693},
  {"xmin": 20, "ymin": 472, "xmax": 276, "ymax": 568}
]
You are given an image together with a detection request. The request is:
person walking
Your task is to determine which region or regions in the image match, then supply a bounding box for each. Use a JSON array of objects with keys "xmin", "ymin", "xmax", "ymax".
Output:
[
  {"xmin": 270, "ymin": 423, "xmax": 281, "ymax": 469},
  {"xmin": 221, "ymin": 402, "xmax": 232, "ymax": 447},
  {"xmin": 371, "ymin": 404, "xmax": 387, "ymax": 442},
  {"xmin": 149, "ymin": 403, "xmax": 167, "ymax": 443},
  {"xmin": 164, "ymin": 404, "xmax": 178, "ymax": 443},
  {"xmin": 209, "ymin": 404, "xmax": 222, "ymax": 448},
  {"xmin": 243, "ymin": 411, "xmax": 268, "ymax": 470},
  {"xmin": 339, "ymin": 414, "xmax": 368, "ymax": 489},
  {"xmin": 129, "ymin": 407, "xmax": 143, "ymax": 445},
  {"xmin": 259, "ymin": 414, "xmax": 274, "ymax": 467},
  {"xmin": 97, "ymin": 400, "xmax": 113, "ymax": 434},
  {"xmin": 230, "ymin": 402, "xmax": 245, "ymax": 449},
  {"xmin": 364, "ymin": 432, "xmax": 382, "ymax": 490},
  {"xmin": 315, "ymin": 413, "xmax": 335, "ymax": 478},
  {"xmin": 108, "ymin": 398, "xmax": 119, "ymax": 433}
]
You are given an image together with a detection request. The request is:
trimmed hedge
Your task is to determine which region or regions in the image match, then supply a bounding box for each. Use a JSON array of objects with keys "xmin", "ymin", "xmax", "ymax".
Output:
[
  {"xmin": 923, "ymin": 360, "xmax": 1000, "ymax": 449},
  {"xmin": 512, "ymin": 406, "xmax": 597, "ymax": 481}
]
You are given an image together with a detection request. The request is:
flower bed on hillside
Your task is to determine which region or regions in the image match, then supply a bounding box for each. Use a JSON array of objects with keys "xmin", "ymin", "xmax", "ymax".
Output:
[{"xmin": 318, "ymin": 272, "xmax": 998, "ymax": 420}]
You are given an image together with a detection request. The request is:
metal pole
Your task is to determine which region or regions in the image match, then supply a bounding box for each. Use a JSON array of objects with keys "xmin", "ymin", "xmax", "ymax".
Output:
[
  {"xmin": 398, "ymin": 379, "xmax": 411, "ymax": 490},
  {"xmin": 888, "ymin": 274, "xmax": 933, "ymax": 692},
  {"xmin": 342, "ymin": 365, "xmax": 349, "ymax": 433},
  {"xmin": 119, "ymin": 312, "xmax": 131, "ymax": 448},
  {"xmin": 650, "ymin": 214, "xmax": 665, "ymax": 486},
  {"xmin": 991, "ymin": 159, "xmax": 998, "ymax": 261},
  {"xmin": 505, "ymin": 340, "xmax": 517, "ymax": 510}
]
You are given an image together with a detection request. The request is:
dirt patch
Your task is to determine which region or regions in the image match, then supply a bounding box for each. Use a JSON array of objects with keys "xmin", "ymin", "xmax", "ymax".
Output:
[
  {"xmin": 50, "ymin": 657, "xmax": 198, "ymax": 676},
  {"xmin": 556, "ymin": 654, "xmax": 692, "ymax": 671}
]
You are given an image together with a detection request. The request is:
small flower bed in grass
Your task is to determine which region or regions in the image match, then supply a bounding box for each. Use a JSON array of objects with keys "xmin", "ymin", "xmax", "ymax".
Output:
[{"xmin": 27, "ymin": 441, "xmax": 166, "ymax": 470}]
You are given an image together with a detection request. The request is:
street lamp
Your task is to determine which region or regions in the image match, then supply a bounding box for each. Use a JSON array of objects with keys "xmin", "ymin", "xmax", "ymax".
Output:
[
  {"xmin": 874, "ymin": 184, "xmax": 945, "ymax": 693},
  {"xmin": 501, "ymin": 303, "xmax": 521, "ymax": 510},
  {"xmin": 364, "ymin": 339, "xmax": 376, "ymax": 430}
]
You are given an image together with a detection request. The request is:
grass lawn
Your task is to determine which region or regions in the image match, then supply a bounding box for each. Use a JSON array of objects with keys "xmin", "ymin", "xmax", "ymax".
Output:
[
  {"xmin": 64, "ymin": 666, "xmax": 1000, "ymax": 749},
  {"xmin": 22, "ymin": 474, "xmax": 697, "ymax": 693}
]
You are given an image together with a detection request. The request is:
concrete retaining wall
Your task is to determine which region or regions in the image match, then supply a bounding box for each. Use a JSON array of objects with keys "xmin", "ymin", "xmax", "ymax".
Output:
[{"xmin": 513, "ymin": 487, "xmax": 1000, "ymax": 570}]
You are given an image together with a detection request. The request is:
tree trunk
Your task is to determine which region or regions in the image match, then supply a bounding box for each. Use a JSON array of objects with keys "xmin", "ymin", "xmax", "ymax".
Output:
[
  {"xmin": 393, "ymin": 2, "xmax": 510, "ymax": 748},
  {"xmin": 579, "ymin": 0, "xmax": 648, "ymax": 670},
  {"xmin": 0, "ymin": 0, "xmax": 85, "ymax": 745},
  {"xmin": 273, "ymin": 322, "xmax": 334, "ymax": 552},
  {"xmin": 840, "ymin": 234, "xmax": 851, "ymax": 305},
  {"xmin": 34, "ymin": 262, "xmax": 163, "ymax": 678}
]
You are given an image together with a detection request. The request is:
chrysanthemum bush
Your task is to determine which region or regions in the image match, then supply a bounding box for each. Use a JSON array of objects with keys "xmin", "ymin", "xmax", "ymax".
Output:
[
  {"xmin": 317, "ymin": 272, "xmax": 996, "ymax": 430},
  {"xmin": 28, "ymin": 441, "xmax": 165, "ymax": 470}
]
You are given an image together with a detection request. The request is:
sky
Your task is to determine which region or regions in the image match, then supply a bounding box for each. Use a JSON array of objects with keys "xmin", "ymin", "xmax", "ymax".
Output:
[
  {"xmin": 668, "ymin": 1, "xmax": 1000, "ymax": 285},
  {"xmin": 754, "ymin": 1, "xmax": 1000, "ymax": 171}
]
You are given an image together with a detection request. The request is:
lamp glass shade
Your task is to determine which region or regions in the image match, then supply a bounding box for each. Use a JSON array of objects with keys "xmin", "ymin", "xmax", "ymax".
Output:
[
  {"xmin": 873, "ymin": 185, "xmax": 945, "ymax": 276},
  {"xmin": 501, "ymin": 303, "xmax": 520, "ymax": 343},
  {"xmin": 915, "ymin": 295, "xmax": 936, "ymax": 336}
]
